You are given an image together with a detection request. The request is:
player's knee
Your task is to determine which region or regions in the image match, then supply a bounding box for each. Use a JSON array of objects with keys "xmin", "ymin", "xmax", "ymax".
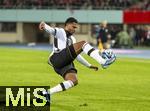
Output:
[
  {"xmin": 64, "ymin": 73, "xmax": 78, "ymax": 86},
  {"xmin": 80, "ymin": 41, "xmax": 86, "ymax": 45}
]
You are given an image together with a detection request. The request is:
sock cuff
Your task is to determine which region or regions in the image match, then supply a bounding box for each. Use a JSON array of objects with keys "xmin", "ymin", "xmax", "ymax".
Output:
[
  {"xmin": 60, "ymin": 82, "xmax": 66, "ymax": 91},
  {"xmin": 60, "ymin": 80, "xmax": 74, "ymax": 91},
  {"xmin": 87, "ymin": 48, "xmax": 95, "ymax": 56}
]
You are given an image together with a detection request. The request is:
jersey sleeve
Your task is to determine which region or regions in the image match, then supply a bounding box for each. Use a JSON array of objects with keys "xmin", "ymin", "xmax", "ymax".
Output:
[
  {"xmin": 44, "ymin": 23, "xmax": 56, "ymax": 36},
  {"xmin": 44, "ymin": 23, "xmax": 66, "ymax": 41},
  {"xmin": 76, "ymin": 54, "xmax": 91, "ymax": 68}
]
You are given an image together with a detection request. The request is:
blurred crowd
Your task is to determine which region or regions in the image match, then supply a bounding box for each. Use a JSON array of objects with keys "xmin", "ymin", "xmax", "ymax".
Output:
[
  {"xmin": 128, "ymin": 25, "xmax": 150, "ymax": 46},
  {"xmin": 128, "ymin": 0, "xmax": 150, "ymax": 10},
  {"xmin": 92, "ymin": 24, "xmax": 150, "ymax": 48},
  {"xmin": 0, "ymin": 0, "xmax": 149, "ymax": 10},
  {"xmin": 114, "ymin": 25, "xmax": 150, "ymax": 48}
]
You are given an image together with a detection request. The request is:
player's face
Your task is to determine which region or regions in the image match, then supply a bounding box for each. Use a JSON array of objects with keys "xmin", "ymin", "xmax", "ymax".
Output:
[{"xmin": 66, "ymin": 22, "xmax": 78, "ymax": 34}]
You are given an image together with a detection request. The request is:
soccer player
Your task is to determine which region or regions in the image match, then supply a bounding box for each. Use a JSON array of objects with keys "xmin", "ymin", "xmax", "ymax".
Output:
[{"xmin": 39, "ymin": 17, "xmax": 116, "ymax": 102}]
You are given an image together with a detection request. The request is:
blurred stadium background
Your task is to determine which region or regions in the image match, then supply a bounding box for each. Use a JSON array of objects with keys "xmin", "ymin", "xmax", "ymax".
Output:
[
  {"xmin": 0, "ymin": 0, "xmax": 150, "ymax": 111},
  {"xmin": 0, "ymin": 0, "xmax": 149, "ymax": 48}
]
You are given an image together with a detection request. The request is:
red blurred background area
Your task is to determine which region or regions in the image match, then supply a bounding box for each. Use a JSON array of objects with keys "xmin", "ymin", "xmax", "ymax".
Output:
[{"xmin": 124, "ymin": 10, "xmax": 150, "ymax": 24}]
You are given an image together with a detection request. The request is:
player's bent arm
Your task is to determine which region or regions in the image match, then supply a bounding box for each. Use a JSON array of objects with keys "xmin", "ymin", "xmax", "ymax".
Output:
[
  {"xmin": 39, "ymin": 21, "xmax": 56, "ymax": 36},
  {"xmin": 39, "ymin": 22, "xmax": 65, "ymax": 41},
  {"xmin": 76, "ymin": 54, "xmax": 91, "ymax": 68}
]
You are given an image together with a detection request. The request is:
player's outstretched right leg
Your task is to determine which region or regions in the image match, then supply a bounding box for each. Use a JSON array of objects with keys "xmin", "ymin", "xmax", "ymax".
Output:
[{"xmin": 72, "ymin": 41, "xmax": 116, "ymax": 68}]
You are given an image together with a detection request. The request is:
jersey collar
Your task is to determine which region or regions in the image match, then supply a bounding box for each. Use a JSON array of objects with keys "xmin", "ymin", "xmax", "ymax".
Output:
[{"xmin": 65, "ymin": 30, "xmax": 72, "ymax": 38}]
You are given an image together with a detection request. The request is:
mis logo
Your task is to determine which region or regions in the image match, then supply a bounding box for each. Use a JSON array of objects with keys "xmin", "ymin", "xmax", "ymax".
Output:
[{"xmin": 0, "ymin": 86, "xmax": 50, "ymax": 111}]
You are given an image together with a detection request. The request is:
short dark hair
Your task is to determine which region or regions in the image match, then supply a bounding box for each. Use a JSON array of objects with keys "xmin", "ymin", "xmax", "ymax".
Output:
[{"xmin": 65, "ymin": 17, "xmax": 78, "ymax": 26}]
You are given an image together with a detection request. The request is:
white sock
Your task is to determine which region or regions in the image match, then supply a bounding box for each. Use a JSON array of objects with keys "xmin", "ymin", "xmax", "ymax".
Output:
[
  {"xmin": 82, "ymin": 43, "xmax": 106, "ymax": 64},
  {"xmin": 48, "ymin": 80, "xmax": 74, "ymax": 95}
]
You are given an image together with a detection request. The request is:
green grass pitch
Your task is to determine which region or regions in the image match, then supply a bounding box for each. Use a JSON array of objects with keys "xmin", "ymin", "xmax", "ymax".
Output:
[{"xmin": 0, "ymin": 47, "xmax": 150, "ymax": 111}]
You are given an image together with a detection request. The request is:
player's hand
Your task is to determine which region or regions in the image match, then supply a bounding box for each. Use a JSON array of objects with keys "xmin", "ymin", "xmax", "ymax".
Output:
[
  {"xmin": 39, "ymin": 21, "xmax": 45, "ymax": 31},
  {"xmin": 89, "ymin": 65, "xmax": 98, "ymax": 71}
]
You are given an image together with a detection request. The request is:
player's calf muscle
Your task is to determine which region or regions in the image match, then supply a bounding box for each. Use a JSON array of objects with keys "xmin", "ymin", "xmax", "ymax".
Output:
[{"xmin": 64, "ymin": 73, "xmax": 78, "ymax": 85}]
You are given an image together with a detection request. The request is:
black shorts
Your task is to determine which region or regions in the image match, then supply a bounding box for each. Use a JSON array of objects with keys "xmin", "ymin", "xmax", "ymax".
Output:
[{"xmin": 49, "ymin": 45, "xmax": 78, "ymax": 77}]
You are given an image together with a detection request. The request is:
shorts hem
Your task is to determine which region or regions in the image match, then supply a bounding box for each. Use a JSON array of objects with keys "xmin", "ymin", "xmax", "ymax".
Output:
[{"xmin": 62, "ymin": 68, "xmax": 77, "ymax": 78}]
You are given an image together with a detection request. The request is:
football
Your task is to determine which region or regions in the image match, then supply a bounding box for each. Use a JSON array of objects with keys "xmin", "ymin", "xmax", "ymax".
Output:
[{"xmin": 101, "ymin": 49, "xmax": 115, "ymax": 59}]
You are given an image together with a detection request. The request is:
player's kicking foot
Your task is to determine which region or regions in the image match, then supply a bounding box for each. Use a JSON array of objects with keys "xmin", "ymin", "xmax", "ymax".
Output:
[{"xmin": 37, "ymin": 90, "xmax": 51, "ymax": 103}]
